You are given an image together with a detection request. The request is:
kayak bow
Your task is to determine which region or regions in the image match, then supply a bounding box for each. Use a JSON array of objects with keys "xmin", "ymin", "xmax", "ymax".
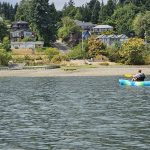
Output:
[{"xmin": 119, "ymin": 79, "xmax": 150, "ymax": 86}]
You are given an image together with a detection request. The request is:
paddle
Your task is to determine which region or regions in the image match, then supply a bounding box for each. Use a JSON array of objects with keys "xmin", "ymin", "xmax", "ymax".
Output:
[{"xmin": 124, "ymin": 74, "xmax": 133, "ymax": 78}]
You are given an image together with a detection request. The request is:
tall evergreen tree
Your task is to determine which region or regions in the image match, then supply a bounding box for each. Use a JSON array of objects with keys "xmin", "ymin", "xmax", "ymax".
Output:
[
  {"xmin": 15, "ymin": 0, "xmax": 32, "ymax": 21},
  {"xmin": 0, "ymin": 22, "xmax": 8, "ymax": 42},
  {"xmin": 49, "ymin": 3, "xmax": 58, "ymax": 41},
  {"xmin": 14, "ymin": 3, "xmax": 18, "ymax": 13},
  {"xmin": 0, "ymin": 2, "xmax": 16, "ymax": 21},
  {"xmin": 98, "ymin": 0, "xmax": 105, "ymax": 23},
  {"xmin": 87, "ymin": 0, "xmax": 97, "ymax": 21},
  {"xmin": 88, "ymin": 0, "xmax": 97, "ymax": 9},
  {"xmin": 80, "ymin": 5, "xmax": 91, "ymax": 22},
  {"xmin": 62, "ymin": 0, "xmax": 76, "ymax": 18},
  {"xmin": 99, "ymin": 0, "xmax": 113, "ymax": 23},
  {"xmin": 119, "ymin": 0, "xmax": 126, "ymax": 4},
  {"xmin": 74, "ymin": 9, "xmax": 82, "ymax": 20},
  {"xmin": 145, "ymin": 0, "xmax": 150, "ymax": 11},
  {"xmin": 30, "ymin": 0, "xmax": 57, "ymax": 45},
  {"xmin": 9, "ymin": 5, "xmax": 15, "ymax": 21},
  {"xmin": 105, "ymin": 0, "xmax": 116, "ymax": 17},
  {"xmin": 91, "ymin": 0, "xmax": 100, "ymax": 23}
]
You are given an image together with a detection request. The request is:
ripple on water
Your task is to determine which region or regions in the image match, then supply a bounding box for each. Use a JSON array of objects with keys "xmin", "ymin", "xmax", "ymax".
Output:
[{"xmin": 0, "ymin": 77, "xmax": 150, "ymax": 150}]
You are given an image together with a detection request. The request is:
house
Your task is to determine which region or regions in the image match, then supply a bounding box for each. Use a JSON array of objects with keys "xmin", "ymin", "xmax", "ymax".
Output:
[
  {"xmin": 118, "ymin": 34, "xmax": 129, "ymax": 43},
  {"xmin": 10, "ymin": 21, "xmax": 44, "ymax": 50},
  {"xmin": 82, "ymin": 30, "xmax": 91, "ymax": 40},
  {"xmin": 75, "ymin": 20, "xmax": 96, "ymax": 31},
  {"xmin": 68, "ymin": 30, "xmax": 91, "ymax": 47},
  {"xmin": 93, "ymin": 25, "xmax": 113, "ymax": 34},
  {"xmin": 10, "ymin": 21, "xmax": 35, "ymax": 42},
  {"xmin": 96, "ymin": 34, "xmax": 128, "ymax": 46}
]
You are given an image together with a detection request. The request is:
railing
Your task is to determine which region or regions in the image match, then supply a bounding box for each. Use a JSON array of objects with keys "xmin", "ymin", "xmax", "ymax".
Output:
[{"xmin": 0, "ymin": 67, "xmax": 9, "ymax": 70}]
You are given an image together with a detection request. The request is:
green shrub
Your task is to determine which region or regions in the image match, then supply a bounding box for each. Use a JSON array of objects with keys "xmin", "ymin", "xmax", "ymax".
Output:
[
  {"xmin": 12, "ymin": 57, "xmax": 25, "ymax": 63},
  {"xmin": 106, "ymin": 38, "xmax": 148, "ymax": 65},
  {"xmin": 36, "ymin": 47, "xmax": 47, "ymax": 52},
  {"xmin": 24, "ymin": 55, "xmax": 35, "ymax": 61},
  {"xmin": 36, "ymin": 56, "xmax": 43, "ymax": 60},
  {"xmin": 22, "ymin": 37, "xmax": 33, "ymax": 42},
  {"xmin": 51, "ymin": 54, "xmax": 69, "ymax": 63},
  {"xmin": 106, "ymin": 47, "xmax": 121, "ymax": 62},
  {"xmin": 24, "ymin": 55, "xmax": 32, "ymax": 60},
  {"xmin": 145, "ymin": 54, "xmax": 150, "ymax": 64},
  {"xmin": 0, "ymin": 37, "xmax": 11, "ymax": 51},
  {"xmin": 99, "ymin": 62, "xmax": 109, "ymax": 66},
  {"xmin": 45, "ymin": 48, "xmax": 60, "ymax": 61},
  {"xmin": 68, "ymin": 48, "xmax": 84, "ymax": 59},
  {"xmin": 88, "ymin": 37, "xmax": 106, "ymax": 58},
  {"xmin": 120, "ymin": 38, "xmax": 145, "ymax": 65},
  {"xmin": 0, "ymin": 49, "xmax": 12, "ymax": 66},
  {"xmin": 143, "ymin": 44, "xmax": 150, "ymax": 64}
]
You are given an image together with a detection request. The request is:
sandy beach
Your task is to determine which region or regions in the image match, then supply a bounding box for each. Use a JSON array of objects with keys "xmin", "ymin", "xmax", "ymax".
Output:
[{"xmin": 0, "ymin": 65, "xmax": 150, "ymax": 77}]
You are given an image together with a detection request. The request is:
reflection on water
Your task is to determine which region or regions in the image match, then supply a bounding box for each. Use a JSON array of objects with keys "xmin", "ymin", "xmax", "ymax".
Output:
[{"xmin": 0, "ymin": 77, "xmax": 150, "ymax": 150}]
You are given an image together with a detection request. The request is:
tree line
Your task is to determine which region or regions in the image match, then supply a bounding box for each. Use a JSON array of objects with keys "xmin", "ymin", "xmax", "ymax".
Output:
[
  {"xmin": 0, "ymin": 2, "xmax": 18, "ymax": 21},
  {"xmin": 0, "ymin": 0, "xmax": 150, "ymax": 66},
  {"xmin": 62, "ymin": 0, "xmax": 150, "ymax": 37},
  {"xmin": 0, "ymin": 0, "xmax": 150, "ymax": 45}
]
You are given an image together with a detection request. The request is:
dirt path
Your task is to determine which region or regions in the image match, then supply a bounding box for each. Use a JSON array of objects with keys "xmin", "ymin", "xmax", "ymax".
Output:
[{"xmin": 53, "ymin": 40, "xmax": 70, "ymax": 53}]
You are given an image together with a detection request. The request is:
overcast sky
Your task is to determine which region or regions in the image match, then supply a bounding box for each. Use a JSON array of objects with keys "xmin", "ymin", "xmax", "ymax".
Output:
[{"xmin": 1, "ymin": 0, "xmax": 107, "ymax": 10}]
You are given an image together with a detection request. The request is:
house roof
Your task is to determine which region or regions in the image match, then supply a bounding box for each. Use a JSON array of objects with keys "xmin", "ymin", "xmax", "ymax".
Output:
[
  {"xmin": 117, "ymin": 34, "xmax": 128, "ymax": 38},
  {"xmin": 35, "ymin": 41, "xmax": 44, "ymax": 44},
  {"xmin": 75, "ymin": 20, "xmax": 96, "ymax": 27},
  {"xmin": 82, "ymin": 31, "xmax": 91, "ymax": 39},
  {"xmin": 97, "ymin": 34, "xmax": 128, "ymax": 39},
  {"xmin": 97, "ymin": 34, "xmax": 108, "ymax": 38},
  {"xmin": 94, "ymin": 25, "xmax": 113, "ymax": 29},
  {"xmin": 12, "ymin": 21, "xmax": 28, "ymax": 25},
  {"xmin": 107, "ymin": 35, "xmax": 118, "ymax": 38},
  {"xmin": 10, "ymin": 29, "xmax": 32, "ymax": 33},
  {"xmin": 11, "ymin": 41, "xmax": 44, "ymax": 44}
]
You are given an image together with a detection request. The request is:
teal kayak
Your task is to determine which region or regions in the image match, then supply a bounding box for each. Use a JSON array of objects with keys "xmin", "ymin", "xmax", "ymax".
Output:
[{"xmin": 119, "ymin": 79, "xmax": 150, "ymax": 86}]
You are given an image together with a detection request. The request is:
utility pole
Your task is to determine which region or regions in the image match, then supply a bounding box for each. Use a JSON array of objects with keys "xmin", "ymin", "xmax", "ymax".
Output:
[
  {"xmin": 82, "ymin": 31, "xmax": 84, "ymax": 53},
  {"xmin": 144, "ymin": 30, "xmax": 147, "ymax": 44}
]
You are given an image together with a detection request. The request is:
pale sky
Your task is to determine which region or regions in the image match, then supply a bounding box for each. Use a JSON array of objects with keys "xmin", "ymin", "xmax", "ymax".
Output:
[{"xmin": 1, "ymin": 0, "xmax": 107, "ymax": 10}]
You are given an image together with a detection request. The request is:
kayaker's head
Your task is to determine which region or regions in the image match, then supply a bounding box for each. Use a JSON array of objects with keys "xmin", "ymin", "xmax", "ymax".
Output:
[{"xmin": 138, "ymin": 69, "xmax": 142, "ymax": 73}]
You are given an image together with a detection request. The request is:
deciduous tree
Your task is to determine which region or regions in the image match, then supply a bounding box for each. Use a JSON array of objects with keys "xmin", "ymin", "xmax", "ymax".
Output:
[
  {"xmin": 88, "ymin": 37, "xmax": 106, "ymax": 58},
  {"xmin": 120, "ymin": 38, "xmax": 145, "ymax": 64},
  {"xmin": 0, "ymin": 22, "xmax": 8, "ymax": 42},
  {"xmin": 112, "ymin": 4, "xmax": 139, "ymax": 36},
  {"xmin": 133, "ymin": 11, "xmax": 150, "ymax": 42}
]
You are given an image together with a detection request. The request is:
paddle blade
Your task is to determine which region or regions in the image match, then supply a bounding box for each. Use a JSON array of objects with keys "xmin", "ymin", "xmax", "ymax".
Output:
[{"xmin": 124, "ymin": 74, "xmax": 133, "ymax": 78}]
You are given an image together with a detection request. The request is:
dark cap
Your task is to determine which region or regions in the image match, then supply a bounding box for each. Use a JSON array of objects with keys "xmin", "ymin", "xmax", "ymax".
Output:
[{"xmin": 138, "ymin": 69, "xmax": 142, "ymax": 73}]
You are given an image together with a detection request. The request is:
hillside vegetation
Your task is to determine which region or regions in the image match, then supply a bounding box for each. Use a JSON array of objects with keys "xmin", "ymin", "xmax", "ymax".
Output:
[{"xmin": 0, "ymin": 0, "xmax": 150, "ymax": 66}]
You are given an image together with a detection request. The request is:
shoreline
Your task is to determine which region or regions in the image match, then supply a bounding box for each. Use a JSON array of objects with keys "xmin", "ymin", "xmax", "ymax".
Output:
[{"xmin": 0, "ymin": 65, "xmax": 150, "ymax": 77}]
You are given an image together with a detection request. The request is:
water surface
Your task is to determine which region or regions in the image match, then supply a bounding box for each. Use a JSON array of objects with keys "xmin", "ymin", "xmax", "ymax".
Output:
[{"xmin": 0, "ymin": 77, "xmax": 150, "ymax": 150}]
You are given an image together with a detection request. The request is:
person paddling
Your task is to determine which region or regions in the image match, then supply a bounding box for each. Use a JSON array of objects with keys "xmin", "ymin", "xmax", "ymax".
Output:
[{"xmin": 132, "ymin": 69, "xmax": 146, "ymax": 81}]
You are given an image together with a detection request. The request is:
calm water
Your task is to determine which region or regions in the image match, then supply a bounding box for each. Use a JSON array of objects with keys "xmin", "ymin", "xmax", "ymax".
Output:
[{"xmin": 0, "ymin": 77, "xmax": 150, "ymax": 150}]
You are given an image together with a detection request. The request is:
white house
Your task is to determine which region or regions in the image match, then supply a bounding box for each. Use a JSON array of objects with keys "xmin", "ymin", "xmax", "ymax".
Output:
[
  {"xmin": 97, "ymin": 34, "xmax": 128, "ymax": 46},
  {"xmin": 93, "ymin": 25, "xmax": 113, "ymax": 34}
]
